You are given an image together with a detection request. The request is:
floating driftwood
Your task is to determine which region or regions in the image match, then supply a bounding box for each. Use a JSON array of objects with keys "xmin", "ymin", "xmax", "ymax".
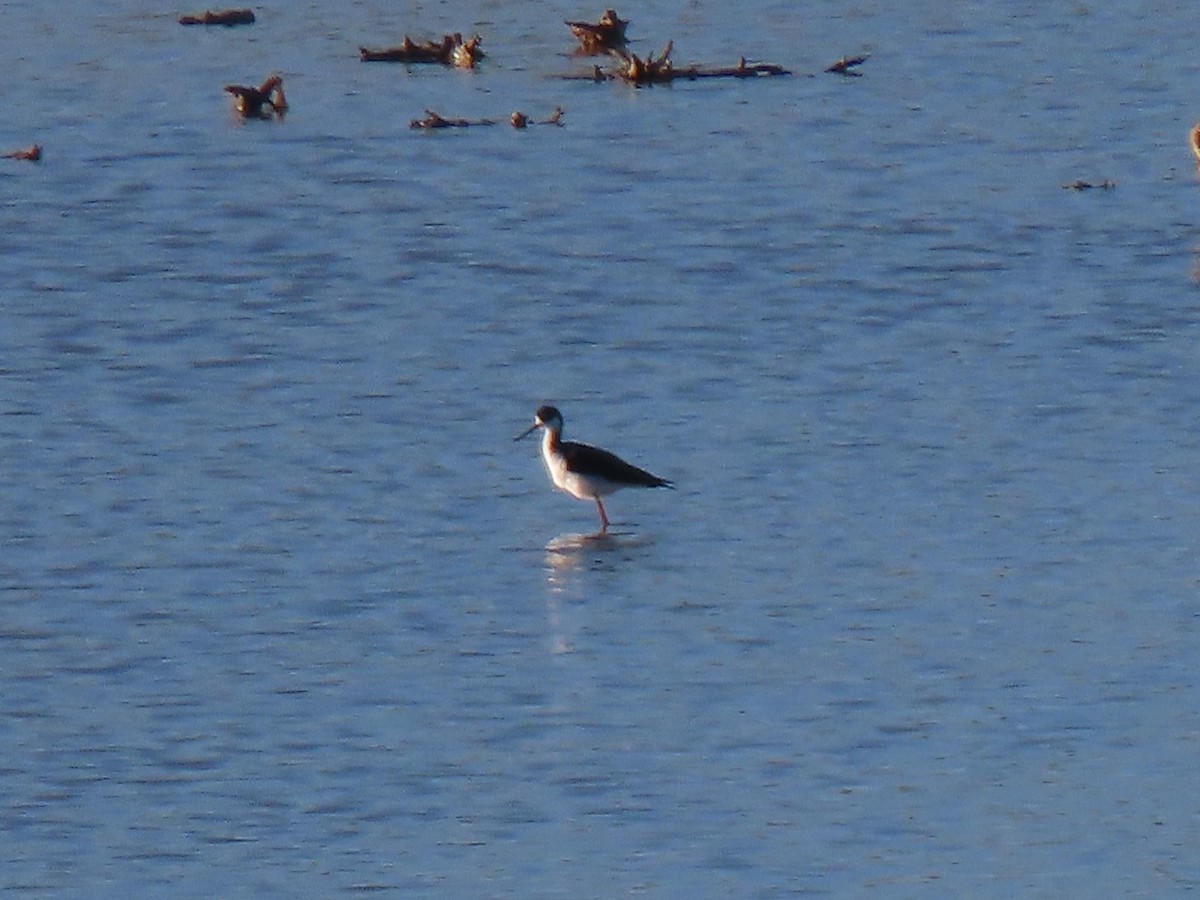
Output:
[
  {"xmin": 180, "ymin": 8, "xmax": 255, "ymax": 26},
  {"xmin": 511, "ymin": 108, "xmax": 565, "ymax": 128},
  {"xmin": 410, "ymin": 111, "xmax": 473, "ymax": 129},
  {"xmin": 411, "ymin": 108, "xmax": 565, "ymax": 130},
  {"xmin": 360, "ymin": 34, "xmax": 484, "ymax": 69},
  {"xmin": 4, "ymin": 144, "xmax": 41, "ymax": 161},
  {"xmin": 565, "ymin": 8, "xmax": 628, "ymax": 54},
  {"xmin": 566, "ymin": 42, "xmax": 790, "ymax": 85},
  {"xmin": 1062, "ymin": 179, "xmax": 1116, "ymax": 191},
  {"xmin": 224, "ymin": 74, "xmax": 287, "ymax": 119},
  {"xmin": 825, "ymin": 54, "xmax": 869, "ymax": 76}
]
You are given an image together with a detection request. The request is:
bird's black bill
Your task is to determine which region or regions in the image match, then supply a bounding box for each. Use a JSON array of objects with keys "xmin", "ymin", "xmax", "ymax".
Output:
[{"xmin": 514, "ymin": 422, "xmax": 540, "ymax": 441}]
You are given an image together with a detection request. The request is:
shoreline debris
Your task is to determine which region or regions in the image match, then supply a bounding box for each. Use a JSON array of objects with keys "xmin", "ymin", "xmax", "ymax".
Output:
[
  {"xmin": 179, "ymin": 8, "xmax": 255, "ymax": 26},
  {"xmin": 360, "ymin": 34, "xmax": 484, "ymax": 69}
]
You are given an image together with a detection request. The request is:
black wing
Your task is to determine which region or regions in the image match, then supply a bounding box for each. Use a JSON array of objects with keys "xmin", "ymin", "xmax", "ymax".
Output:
[{"xmin": 561, "ymin": 441, "xmax": 673, "ymax": 488}]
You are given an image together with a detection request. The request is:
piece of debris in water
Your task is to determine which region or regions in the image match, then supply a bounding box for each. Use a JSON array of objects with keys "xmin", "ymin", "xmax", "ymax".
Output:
[
  {"xmin": 565, "ymin": 8, "xmax": 628, "ymax": 54},
  {"xmin": 411, "ymin": 107, "xmax": 566, "ymax": 130},
  {"xmin": 4, "ymin": 144, "xmax": 41, "ymax": 161},
  {"xmin": 512, "ymin": 107, "xmax": 566, "ymax": 128},
  {"xmin": 410, "ymin": 110, "xmax": 481, "ymax": 129},
  {"xmin": 180, "ymin": 8, "xmax": 255, "ymax": 26},
  {"xmin": 825, "ymin": 54, "xmax": 869, "ymax": 76},
  {"xmin": 360, "ymin": 33, "xmax": 484, "ymax": 69},
  {"xmin": 224, "ymin": 74, "xmax": 287, "ymax": 119},
  {"xmin": 582, "ymin": 42, "xmax": 789, "ymax": 85},
  {"xmin": 1062, "ymin": 179, "xmax": 1116, "ymax": 191},
  {"xmin": 618, "ymin": 41, "xmax": 674, "ymax": 83}
]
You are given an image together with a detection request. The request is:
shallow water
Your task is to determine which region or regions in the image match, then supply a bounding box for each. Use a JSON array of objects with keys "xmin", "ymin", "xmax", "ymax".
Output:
[{"xmin": 3, "ymin": 1, "xmax": 1200, "ymax": 896}]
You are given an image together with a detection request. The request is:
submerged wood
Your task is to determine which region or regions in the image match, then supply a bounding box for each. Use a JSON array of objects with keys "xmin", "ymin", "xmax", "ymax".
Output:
[
  {"xmin": 617, "ymin": 41, "xmax": 675, "ymax": 83},
  {"xmin": 565, "ymin": 8, "xmax": 628, "ymax": 54},
  {"xmin": 410, "ymin": 110, "xmax": 482, "ymax": 129},
  {"xmin": 224, "ymin": 74, "xmax": 287, "ymax": 119},
  {"xmin": 568, "ymin": 42, "xmax": 791, "ymax": 84},
  {"xmin": 4, "ymin": 144, "xmax": 41, "ymax": 161},
  {"xmin": 360, "ymin": 33, "xmax": 484, "ymax": 69},
  {"xmin": 515, "ymin": 108, "xmax": 565, "ymax": 128},
  {"xmin": 179, "ymin": 8, "xmax": 255, "ymax": 26},
  {"xmin": 682, "ymin": 59, "xmax": 793, "ymax": 79},
  {"xmin": 1062, "ymin": 179, "xmax": 1116, "ymax": 191},
  {"xmin": 825, "ymin": 54, "xmax": 869, "ymax": 75},
  {"xmin": 411, "ymin": 108, "xmax": 565, "ymax": 130}
]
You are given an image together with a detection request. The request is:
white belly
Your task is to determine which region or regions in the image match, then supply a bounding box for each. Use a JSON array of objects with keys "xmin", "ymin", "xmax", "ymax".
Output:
[{"xmin": 544, "ymin": 443, "xmax": 614, "ymax": 500}]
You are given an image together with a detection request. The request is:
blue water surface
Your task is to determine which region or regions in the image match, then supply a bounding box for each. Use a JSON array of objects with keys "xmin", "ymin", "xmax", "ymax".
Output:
[{"xmin": 3, "ymin": 1, "xmax": 1200, "ymax": 897}]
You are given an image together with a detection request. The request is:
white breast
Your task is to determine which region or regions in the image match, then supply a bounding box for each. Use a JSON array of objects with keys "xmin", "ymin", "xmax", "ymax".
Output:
[{"xmin": 542, "ymin": 433, "xmax": 604, "ymax": 500}]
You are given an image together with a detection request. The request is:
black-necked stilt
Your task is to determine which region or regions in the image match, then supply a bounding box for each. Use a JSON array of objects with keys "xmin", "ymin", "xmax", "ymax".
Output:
[{"xmin": 515, "ymin": 405, "xmax": 673, "ymax": 533}]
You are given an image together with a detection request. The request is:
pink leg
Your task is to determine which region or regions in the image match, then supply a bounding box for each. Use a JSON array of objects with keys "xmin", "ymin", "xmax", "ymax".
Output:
[{"xmin": 595, "ymin": 498, "xmax": 610, "ymax": 533}]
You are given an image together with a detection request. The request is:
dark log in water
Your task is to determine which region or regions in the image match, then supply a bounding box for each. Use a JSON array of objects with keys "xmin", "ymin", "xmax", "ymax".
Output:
[
  {"xmin": 360, "ymin": 34, "xmax": 484, "ymax": 69},
  {"xmin": 180, "ymin": 8, "xmax": 255, "ymax": 26},
  {"xmin": 410, "ymin": 108, "xmax": 565, "ymax": 130},
  {"xmin": 4, "ymin": 144, "xmax": 41, "ymax": 161},
  {"xmin": 563, "ymin": 42, "xmax": 790, "ymax": 85}
]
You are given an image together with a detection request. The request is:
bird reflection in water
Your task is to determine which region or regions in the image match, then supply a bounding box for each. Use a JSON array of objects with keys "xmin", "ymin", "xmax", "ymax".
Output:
[{"xmin": 544, "ymin": 545, "xmax": 589, "ymax": 654}]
